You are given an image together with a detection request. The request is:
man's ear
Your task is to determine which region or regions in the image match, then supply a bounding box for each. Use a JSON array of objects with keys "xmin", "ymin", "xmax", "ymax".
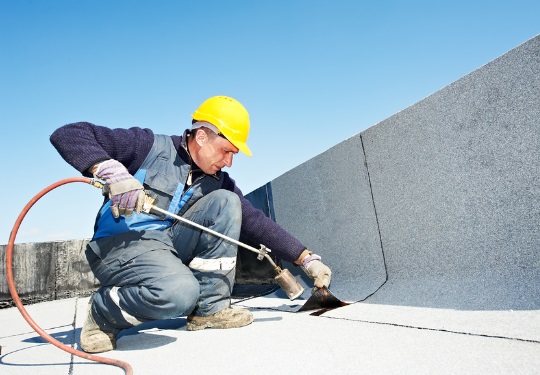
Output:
[{"xmin": 194, "ymin": 129, "xmax": 208, "ymax": 146}]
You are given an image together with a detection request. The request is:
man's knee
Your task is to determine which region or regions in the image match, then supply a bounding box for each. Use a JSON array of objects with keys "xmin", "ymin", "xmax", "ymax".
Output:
[
  {"xmin": 212, "ymin": 190, "xmax": 240, "ymax": 211},
  {"xmin": 210, "ymin": 190, "xmax": 241, "ymax": 226},
  {"xmin": 140, "ymin": 273, "xmax": 200, "ymax": 319}
]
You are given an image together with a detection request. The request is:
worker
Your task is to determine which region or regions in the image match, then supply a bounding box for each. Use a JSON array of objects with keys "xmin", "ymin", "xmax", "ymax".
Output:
[{"xmin": 50, "ymin": 95, "xmax": 332, "ymax": 354}]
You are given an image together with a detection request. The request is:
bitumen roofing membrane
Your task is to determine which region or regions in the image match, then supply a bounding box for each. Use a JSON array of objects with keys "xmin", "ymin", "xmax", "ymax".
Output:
[{"xmin": 1, "ymin": 283, "xmax": 539, "ymax": 374}]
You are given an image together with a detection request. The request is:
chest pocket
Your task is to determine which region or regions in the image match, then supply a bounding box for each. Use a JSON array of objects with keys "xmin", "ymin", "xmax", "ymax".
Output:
[{"xmin": 143, "ymin": 169, "xmax": 188, "ymax": 217}]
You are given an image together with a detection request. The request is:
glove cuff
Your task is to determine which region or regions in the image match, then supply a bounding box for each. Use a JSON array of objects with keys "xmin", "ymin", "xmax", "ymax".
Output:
[
  {"xmin": 301, "ymin": 254, "xmax": 322, "ymax": 268},
  {"xmin": 93, "ymin": 159, "xmax": 115, "ymax": 178},
  {"xmin": 108, "ymin": 178, "xmax": 143, "ymax": 195}
]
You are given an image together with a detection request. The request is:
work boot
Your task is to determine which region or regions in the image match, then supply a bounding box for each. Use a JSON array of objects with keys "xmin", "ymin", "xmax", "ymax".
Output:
[
  {"xmin": 80, "ymin": 300, "xmax": 119, "ymax": 353},
  {"xmin": 187, "ymin": 307, "xmax": 253, "ymax": 331}
]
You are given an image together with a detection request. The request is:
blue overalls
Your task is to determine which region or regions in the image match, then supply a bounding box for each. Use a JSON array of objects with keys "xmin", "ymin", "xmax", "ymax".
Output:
[{"xmin": 85, "ymin": 134, "xmax": 242, "ymax": 331}]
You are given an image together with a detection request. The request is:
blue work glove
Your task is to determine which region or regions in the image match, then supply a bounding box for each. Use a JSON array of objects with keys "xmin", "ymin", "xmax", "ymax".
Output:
[
  {"xmin": 301, "ymin": 253, "xmax": 332, "ymax": 288},
  {"xmin": 94, "ymin": 159, "xmax": 145, "ymax": 218}
]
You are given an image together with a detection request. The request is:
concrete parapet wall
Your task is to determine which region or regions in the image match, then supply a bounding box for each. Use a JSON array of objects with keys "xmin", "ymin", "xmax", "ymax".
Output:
[
  {"xmin": 1, "ymin": 235, "xmax": 276, "ymax": 307},
  {"xmin": 1, "ymin": 239, "xmax": 98, "ymax": 308}
]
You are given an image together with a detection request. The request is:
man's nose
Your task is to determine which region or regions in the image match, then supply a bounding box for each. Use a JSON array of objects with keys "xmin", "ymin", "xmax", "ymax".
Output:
[{"xmin": 224, "ymin": 152, "xmax": 233, "ymax": 167}]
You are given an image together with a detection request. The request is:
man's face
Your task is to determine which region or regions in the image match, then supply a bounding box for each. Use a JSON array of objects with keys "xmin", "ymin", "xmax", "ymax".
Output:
[{"xmin": 195, "ymin": 131, "xmax": 239, "ymax": 175}]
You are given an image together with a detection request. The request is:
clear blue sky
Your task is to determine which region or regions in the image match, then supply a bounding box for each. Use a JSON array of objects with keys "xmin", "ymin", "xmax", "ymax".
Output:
[{"xmin": 1, "ymin": 0, "xmax": 538, "ymax": 245}]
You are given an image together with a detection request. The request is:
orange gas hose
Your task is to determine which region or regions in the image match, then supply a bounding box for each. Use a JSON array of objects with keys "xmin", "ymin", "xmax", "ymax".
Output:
[{"xmin": 5, "ymin": 177, "xmax": 133, "ymax": 374}]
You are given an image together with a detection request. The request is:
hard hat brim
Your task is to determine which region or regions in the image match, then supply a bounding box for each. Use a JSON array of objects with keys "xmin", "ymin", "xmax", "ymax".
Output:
[{"xmin": 234, "ymin": 141, "xmax": 252, "ymax": 157}]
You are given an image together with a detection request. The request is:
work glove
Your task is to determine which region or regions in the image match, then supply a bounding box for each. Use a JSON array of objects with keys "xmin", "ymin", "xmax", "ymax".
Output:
[
  {"xmin": 94, "ymin": 159, "xmax": 145, "ymax": 218},
  {"xmin": 301, "ymin": 253, "xmax": 332, "ymax": 288}
]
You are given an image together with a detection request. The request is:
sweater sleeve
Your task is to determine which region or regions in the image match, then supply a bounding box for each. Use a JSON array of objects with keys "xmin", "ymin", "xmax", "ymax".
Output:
[
  {"xmin": 222, "ymin": 175, "xmax": 306, "ymax": 263},
  {"xmin": 50, "ymin": 122, "xmax": 155, "ymax": 176}
]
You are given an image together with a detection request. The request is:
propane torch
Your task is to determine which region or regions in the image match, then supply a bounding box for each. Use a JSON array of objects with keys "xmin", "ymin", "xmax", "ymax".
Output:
[{"xmin": 141, "ymin": 194, "xmax": 305, "ymax": 300}]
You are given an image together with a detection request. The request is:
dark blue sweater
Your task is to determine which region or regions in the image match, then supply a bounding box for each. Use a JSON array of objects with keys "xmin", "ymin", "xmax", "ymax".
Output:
[{"xmin": 50, "ymin": 122, "xmax": 306, "ymax": 263}]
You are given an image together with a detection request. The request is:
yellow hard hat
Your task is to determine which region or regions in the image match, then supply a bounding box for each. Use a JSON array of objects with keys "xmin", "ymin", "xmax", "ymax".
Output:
[{"xmin": 192, "ymin": 96, "xmax": 252, "ymax": 156}]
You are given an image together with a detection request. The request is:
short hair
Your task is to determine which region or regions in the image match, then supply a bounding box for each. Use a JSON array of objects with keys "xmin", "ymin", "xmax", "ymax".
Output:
[{"xmin": 192, "ymin": 126, "xmax": 218, "ymax": 140}]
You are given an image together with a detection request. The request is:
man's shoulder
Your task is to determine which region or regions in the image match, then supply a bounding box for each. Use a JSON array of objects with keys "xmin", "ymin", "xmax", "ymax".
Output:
[{"xmin": 170, "ymin": 134, "xmax": 182, "ymax": 148}]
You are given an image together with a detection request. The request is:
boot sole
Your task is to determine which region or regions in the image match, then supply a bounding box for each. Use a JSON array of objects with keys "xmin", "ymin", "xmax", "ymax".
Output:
[{"xmin": 187, "ymin": 315, "xmax": 254, "ymax": 331}]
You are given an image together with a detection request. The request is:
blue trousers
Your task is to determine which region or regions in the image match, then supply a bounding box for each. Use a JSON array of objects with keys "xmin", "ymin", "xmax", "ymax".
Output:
[{"xmin": 86, "ymin": 190, "xmax": 242, "ymax": 331}]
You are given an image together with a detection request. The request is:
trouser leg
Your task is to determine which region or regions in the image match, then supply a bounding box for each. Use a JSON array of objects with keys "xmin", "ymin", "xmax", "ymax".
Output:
[
  {"xmin": 169, "ymin": 190, "xmax": 242, "ymax": 316},
  {"xmin": 86, "ymin": 239, "xmax": 200, "ymax": 331}
]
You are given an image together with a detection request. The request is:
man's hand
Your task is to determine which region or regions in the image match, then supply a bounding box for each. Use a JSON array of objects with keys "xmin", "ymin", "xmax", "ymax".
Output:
[
  {"xmin": 93, "ymin": 159, "xmax": 145, "ymax": 218},
  {"xmin": 301, "ymin": 253, "xmax": 332, "ymax": 288}
]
